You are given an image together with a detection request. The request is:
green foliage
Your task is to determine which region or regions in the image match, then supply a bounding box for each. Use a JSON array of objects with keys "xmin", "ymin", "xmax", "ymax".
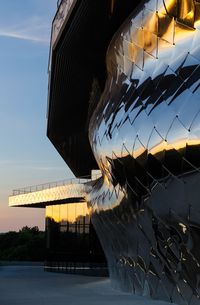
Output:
[{"xmin": 0, "ymin": 226, "xmax": 45, "ymax": 261}]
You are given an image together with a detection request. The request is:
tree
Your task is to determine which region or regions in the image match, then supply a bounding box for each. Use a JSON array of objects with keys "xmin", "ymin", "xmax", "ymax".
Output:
[{"xmin": 0, "ymin": 226, "xmax": 45, "ymax": 261}]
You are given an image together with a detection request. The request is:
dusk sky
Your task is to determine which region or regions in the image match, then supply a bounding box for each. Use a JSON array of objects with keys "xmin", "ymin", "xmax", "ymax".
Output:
[{"xmin": 0, "ymin": 1, "xmax": 74, "ymax": 232}]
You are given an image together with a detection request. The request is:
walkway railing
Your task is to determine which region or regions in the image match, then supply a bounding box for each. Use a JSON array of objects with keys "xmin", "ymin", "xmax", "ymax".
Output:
[{"xmin": 11, "ymin": 174, "xmax": 101, "ymax": 197}]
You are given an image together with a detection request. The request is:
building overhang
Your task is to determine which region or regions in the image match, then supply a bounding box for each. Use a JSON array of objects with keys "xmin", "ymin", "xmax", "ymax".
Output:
[
  {"xmin": 9, "ymin": 179, "xmax": 89, "ymax": 208},
  {"xmin": 47, "ymin": 0, "xmax": 140, "ymax": 177}
]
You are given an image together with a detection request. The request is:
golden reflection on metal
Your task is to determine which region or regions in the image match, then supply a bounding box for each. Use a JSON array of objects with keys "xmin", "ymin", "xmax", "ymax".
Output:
[
  {"xmin": 87, "ymin": 0, "xmax": 200, "ymax": 303},
  {"xmin": 107, "ymin": 0, "xmax": 200, "ymax": 78},
  {"xmin": 92, "ymin": 0, "xmax": 200, "ymax": 176},
  {"xmin": 150, "ymin": 139, "xmax": 200, "ymax": 156}
]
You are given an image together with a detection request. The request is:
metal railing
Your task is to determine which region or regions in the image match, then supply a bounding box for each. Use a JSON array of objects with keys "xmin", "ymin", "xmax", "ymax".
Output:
[
  {"xmin": 11, "ymin": 176, "xmax": 90, "ymax": 196},
  {"xmin": 11, "ymin": 174, "xmax": 101, "ymax": 197}
]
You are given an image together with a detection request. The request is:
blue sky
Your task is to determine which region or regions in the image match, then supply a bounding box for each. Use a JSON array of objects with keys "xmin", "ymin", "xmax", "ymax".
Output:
[{"xmin": 0, "ymin": 1, "xmax": 74, "ymax": 232}]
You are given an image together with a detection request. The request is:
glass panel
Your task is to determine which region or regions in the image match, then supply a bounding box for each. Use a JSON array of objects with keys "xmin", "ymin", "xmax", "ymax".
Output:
[
  {"xmin": 76, "ymin": 202, "xmax": 89, "ymax": 224},
  {"xmin": 60, "ymin": 204, "xmax": 68, "ymax": 225},
  {"xmin": 45, "ymin": 203, "xmax": 106, "ymax": 268},
  {"xmin": 46, "ymin": 205, "xmax": 53, "ymax": 219},
  {"xmin": 68, "ymin": 224, "xmax": 76, "ymax": 233},
  {"xmin": 66, "ymin": 203, "xmax": 76, "ymax": 224},
  {"xmin": 52, "ymin": 205, "xmax": 60, "ymax": 223},
  {"xmin": 60, "ymin": 225, "xmax": 68, "ymax": 232}
]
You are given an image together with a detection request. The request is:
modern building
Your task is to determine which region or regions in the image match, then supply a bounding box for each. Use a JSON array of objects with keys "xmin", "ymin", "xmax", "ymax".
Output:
[
  {"xmin": 9, "ymin": 0, "xmax": 200, "ymax": 304},
  {"xmin": 9, "ymin": 176, "xmax": 107, "ymax": 275}
]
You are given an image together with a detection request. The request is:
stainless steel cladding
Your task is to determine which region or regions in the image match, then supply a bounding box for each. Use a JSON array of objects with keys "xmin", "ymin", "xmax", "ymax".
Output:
[{"xmin": 87, "ymin": 0, "xmax": 200, "ymax": 303}]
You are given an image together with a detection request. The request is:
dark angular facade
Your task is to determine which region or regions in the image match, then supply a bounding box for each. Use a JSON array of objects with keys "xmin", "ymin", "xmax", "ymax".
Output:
[{"xmin": 46, "ymin": 0, "xmax": 200, "ymax": 304}]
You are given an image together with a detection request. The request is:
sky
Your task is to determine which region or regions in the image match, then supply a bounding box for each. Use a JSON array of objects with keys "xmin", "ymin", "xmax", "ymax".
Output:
[{"xmin": 0, "ymin": 1, "xmax": 74, "ymax": 232}]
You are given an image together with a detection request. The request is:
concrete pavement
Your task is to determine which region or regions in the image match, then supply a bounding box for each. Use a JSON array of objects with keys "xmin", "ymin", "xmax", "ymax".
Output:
[{"xmin": 0, "ymin": 265, "xmax": 175, "ymax": 305}]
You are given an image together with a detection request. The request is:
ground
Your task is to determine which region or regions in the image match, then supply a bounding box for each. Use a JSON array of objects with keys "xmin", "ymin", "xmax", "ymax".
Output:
[{"xmin": 0, "ymin": 265, "xmax": 176, "ymax": 305}]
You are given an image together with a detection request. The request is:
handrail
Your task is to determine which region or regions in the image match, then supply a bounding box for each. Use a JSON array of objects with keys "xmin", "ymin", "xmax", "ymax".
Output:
[{"xmin": 11, "ymin": 174, "xmax": 101, "ymax": 197}]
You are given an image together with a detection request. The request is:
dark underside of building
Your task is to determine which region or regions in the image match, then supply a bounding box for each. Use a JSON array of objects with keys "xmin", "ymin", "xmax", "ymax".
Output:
[
  {"xmin": 44, "ymin": 0, "xmax": 140, "ymax": 274},
  {"xmin": 47, "ymin": 0, "xmax": 140, "ymax": 177}
]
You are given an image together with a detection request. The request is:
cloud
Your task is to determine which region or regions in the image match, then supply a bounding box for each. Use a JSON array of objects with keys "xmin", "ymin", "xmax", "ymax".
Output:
[
  {"xmin": 0, "ymin": 16, "xmax": 51, "ymax": 44},
  {"xmin": 0, "ymin": 30, "xmax": 49, "ymax": 44}
]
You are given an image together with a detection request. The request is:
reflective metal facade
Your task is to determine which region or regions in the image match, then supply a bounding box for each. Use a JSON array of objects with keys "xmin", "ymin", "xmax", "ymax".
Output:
[{"xmin": 87, "ymin": 0, "xmax": 200, "ymax": 303}]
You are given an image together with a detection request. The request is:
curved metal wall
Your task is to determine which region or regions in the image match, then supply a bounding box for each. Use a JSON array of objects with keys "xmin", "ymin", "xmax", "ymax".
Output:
[{"xmin": 87, "ymin": 0, "xmax": 200, "ymax": 303}]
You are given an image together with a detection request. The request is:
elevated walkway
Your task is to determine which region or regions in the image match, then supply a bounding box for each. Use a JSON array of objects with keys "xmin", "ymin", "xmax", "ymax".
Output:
[{"xmin": 9, "ymin": 177, "xmax": 92, "ymax": 208}]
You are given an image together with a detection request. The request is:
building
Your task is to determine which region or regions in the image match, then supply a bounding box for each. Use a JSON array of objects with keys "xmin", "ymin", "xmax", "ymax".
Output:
[
  {"xmin": 9, "ymin": 176, "xmax": 107, "ymax": 275},
  {"xmin": 9, "ymin": 0, "xmax": 200, "ymax": 304}
]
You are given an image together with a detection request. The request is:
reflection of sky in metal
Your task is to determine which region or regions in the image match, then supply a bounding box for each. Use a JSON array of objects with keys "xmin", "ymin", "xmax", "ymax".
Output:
[
  {"xmin": 89, "ymin": 0, "xmax": 200, "ymax": 183},
  {"xmin": 86, "ymin": 0, "xmax": 200, "ymax": 303}
]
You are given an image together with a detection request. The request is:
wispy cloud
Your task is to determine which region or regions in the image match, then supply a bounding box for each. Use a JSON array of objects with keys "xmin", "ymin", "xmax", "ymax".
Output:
[
  {"xmin": 0, "ymin": 16, "xmax": 51, "ymax": 44},
  {"xmin": 0, "ymin": 31, "xmax": 49, "ymax": 44}
]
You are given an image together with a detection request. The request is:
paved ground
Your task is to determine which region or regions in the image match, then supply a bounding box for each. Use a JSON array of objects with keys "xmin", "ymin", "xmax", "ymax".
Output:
[{"xmin": 0, "ymin": 265, "xmax": 175, "ymax": 305}]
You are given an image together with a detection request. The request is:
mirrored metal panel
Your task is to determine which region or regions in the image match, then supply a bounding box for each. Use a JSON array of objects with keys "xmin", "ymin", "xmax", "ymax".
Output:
[{"xmin": 87, "ymin": 0, "xmax": 200, "ymax": 303}]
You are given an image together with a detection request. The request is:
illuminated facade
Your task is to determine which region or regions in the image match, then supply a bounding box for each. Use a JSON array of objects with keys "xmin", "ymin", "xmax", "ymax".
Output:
[
  {"xmin": 86, "ymin": 1, "xmax": 200, "ymax": 303},
  {"xmin": 10, "ymin": 0, "xmax": 200, "ymax": 303},
  {"xmin": 45, "ymin": 201, "xmax": 106, "ymax": 274}
]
